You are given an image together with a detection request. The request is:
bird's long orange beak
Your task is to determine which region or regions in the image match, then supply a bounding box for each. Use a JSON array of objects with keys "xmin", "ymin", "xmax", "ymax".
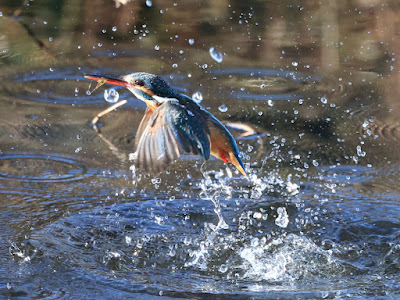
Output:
[{"xmin": 84, "ymin": 74, "xmax": 128, "ymax": 87}]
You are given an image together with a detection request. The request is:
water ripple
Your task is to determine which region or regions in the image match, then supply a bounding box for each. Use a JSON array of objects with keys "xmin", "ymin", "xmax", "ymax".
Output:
[
  {"xmin": 209, "ymin": 68, "xmax": 321, "ymax": 83},
  {"xmin": 209, "ymin": 68, "xmax": 321, "ymax": 101},
  {"xmin": 0, "ymin": 152, "xmax": 92, "ymax": 183},
  {"xmin": 9, "ymin": 68, "xmax": 187, "ymax": 106}
]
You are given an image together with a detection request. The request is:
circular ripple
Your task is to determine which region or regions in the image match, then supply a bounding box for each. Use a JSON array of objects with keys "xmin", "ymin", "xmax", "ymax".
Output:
[
  {"xmin": 209, "ymin": 68, "xmax": 321, "ymax": 101},
  {"xmin": 10, "ymin": 67, "xmax": 186, "ymax": 106},
  {"xmin": 10, "ymin": 67, "xmax": 135, "ymax": 105},
  {"xmin": 91, "ymin": 49, "xmax": 157, "ymax": 58},
  {"xmin": 0, "ymin": 152, "xmax": 92, "ymax": 183}
]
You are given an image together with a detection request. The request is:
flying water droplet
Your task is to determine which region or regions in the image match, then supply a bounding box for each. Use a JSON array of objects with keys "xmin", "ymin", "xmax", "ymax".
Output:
[
  {"xmin": 320, "ymin": 96, "xmax": 328, "ymax": 104},
  {"xmin": 356, "ymin": 145, "xmax": 366, "ymax": 157},
  {"xmin": 146, "ymin": 0, "xmax": 152, "ymax": 7},
  {"xmin": 192, "ymin": 91, "xmax": 203, "ymax": 103},
  {"xmin": 104, "ymin": 88, "xmax": 119, "ymax": 103},
  {"xmin": 253, "ymin": 211, "xmax": 262, "ymax": 219},
  {"xmin": 275, "ymin": 207, "xmax": 289, "ymax": 228},
  {"xmin": 112, "ymin": 26, "xmax": 117, "ymax": 32},
  {"xmin": 209, "ymin": 47, "xmax": 223, "ymax": 63},
  {"xmin": 188, "ymin": 38, "xmax": 195, "ymax": 45},
  {"xmin": 218, "ymin": 104, "xmax": 228, "ymax": 112},
  {"xmin": 219, "ymin": 264, "xmax": 228, "ymax": 273}
]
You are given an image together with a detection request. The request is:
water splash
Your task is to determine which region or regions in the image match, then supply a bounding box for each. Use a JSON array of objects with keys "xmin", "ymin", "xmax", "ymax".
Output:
[
  {"xmin": 238, "ymin": 234, "xmax": 339, "ymax": 282},
  {"xmin": 275, "ymin": 207, "xmax": 289, "ymax": 228},
  {"xmin": 129, "ymin": 162, "xmax": 143, "ymax": 185},
  {"xmin": 185, "ymin": 169, "xmax": 232, "ymax": 268},
  {"xmin": 249, "ymin": 172, "xmax": 299, "ymax": 199},
  {"xmin": 199, "ymin": 169, "xmax": 233, "ymax": 230}
]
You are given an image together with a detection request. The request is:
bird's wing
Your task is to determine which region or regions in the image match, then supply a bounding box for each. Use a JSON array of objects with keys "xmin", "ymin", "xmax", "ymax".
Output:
[
  {"xmin": 134, "ymin": 100, "xmax": 210, "ymax": 173},
  {"xmin": 135, "ymin": 107, "xmax": 154, "ymax": 148}
]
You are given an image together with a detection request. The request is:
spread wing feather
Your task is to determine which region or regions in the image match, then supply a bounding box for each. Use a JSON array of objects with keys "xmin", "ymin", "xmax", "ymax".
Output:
[
  {"xmin": 135, "ymin": 107, "xmax": 154, "ymax": 148},
  {"xmin": 134, "ymin": 100, "xmax": 210, "ymax": 173}
]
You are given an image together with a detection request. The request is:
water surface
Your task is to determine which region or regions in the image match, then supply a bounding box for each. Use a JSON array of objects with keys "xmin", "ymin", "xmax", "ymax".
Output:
[{"xmin": 0, "ymin": 0, "xmax": 400, "ymax": 298}]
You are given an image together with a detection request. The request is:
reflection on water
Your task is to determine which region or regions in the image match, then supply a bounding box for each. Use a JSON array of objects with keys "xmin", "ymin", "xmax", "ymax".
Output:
[{"xmin": 1, "ymin": 0, "xmax": 400, "ymax": 298}]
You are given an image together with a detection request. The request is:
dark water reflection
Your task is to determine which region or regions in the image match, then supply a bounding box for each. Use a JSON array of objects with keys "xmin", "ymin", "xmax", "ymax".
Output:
[{"xmin": 1, "ymin": 0, "xmax": 400, "ymax": 298}]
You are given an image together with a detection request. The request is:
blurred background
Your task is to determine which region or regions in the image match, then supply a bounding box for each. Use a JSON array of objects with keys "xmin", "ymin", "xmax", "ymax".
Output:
[{"xmin": 0, "ymin": 0, "xmax": 399, "ymax": 298}]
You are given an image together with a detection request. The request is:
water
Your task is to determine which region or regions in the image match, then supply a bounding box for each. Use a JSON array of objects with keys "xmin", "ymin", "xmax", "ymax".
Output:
[
  {"xmin": 209, "ymin": 47, "xmax": 223, "ymax": 63},
  {"xmin": 1, "ymin": 0, "xmax": 400, "ymax": 298},
  {"xmin": 218, "ymin": 104, "xmax": 228, "ymax": 112},
  {"xmin": 191, "ymin": 91, "xmax": 203, "ymax": 103},
  {"xmin": 103, "ymin": 88, "xmax": 120, "ymax": 103}
]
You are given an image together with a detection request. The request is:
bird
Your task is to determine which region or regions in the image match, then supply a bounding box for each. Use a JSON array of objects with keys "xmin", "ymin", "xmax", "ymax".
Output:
[{"xmin": 84, "ymin": 72, "xmax": 248, "ymax": 179}]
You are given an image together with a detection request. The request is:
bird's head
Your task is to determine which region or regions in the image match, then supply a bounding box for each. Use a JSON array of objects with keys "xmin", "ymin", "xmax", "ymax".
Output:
[{"xmin": 85, "ymin": 72, "xmax": 177, "ymax": 106}]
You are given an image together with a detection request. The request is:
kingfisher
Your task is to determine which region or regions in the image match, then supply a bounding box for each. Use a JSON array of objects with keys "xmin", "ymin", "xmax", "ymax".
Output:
[{"xmin": 85, "ymin": 72, "xmax": 248, "ymax": 179}]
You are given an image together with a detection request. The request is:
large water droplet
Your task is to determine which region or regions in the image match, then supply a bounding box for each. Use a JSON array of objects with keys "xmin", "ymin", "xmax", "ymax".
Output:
[
  {"xmin": 192, "ymin": 91, "xmax": 203, "ymax": 103},
  {"xmin": 146, "ymin": 0, "xmax": 152, "ymax": 7},
  {"xmin": 188, "ymin": 38, "xmax": 195, "ymax": 45},
  {"xmin": 104, "ymin": 88, "xmax": 119, "ymax": 103},
  {"xmin": 209, "ymin": 47, "xmax": 223, "ymax": 63},
  {"xmin": 218, "ymin": 104, "xmax": 228, "ymax": 112},
  {"xmin": 275, "ymin": 207, "xmax": 289, "ymax": 228}
]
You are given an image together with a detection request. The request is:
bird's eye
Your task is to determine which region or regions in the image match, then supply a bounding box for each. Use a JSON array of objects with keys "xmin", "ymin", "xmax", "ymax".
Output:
[{"xmin": 134, "ymin": 79, "xmax": 144, "ymax": 86}]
